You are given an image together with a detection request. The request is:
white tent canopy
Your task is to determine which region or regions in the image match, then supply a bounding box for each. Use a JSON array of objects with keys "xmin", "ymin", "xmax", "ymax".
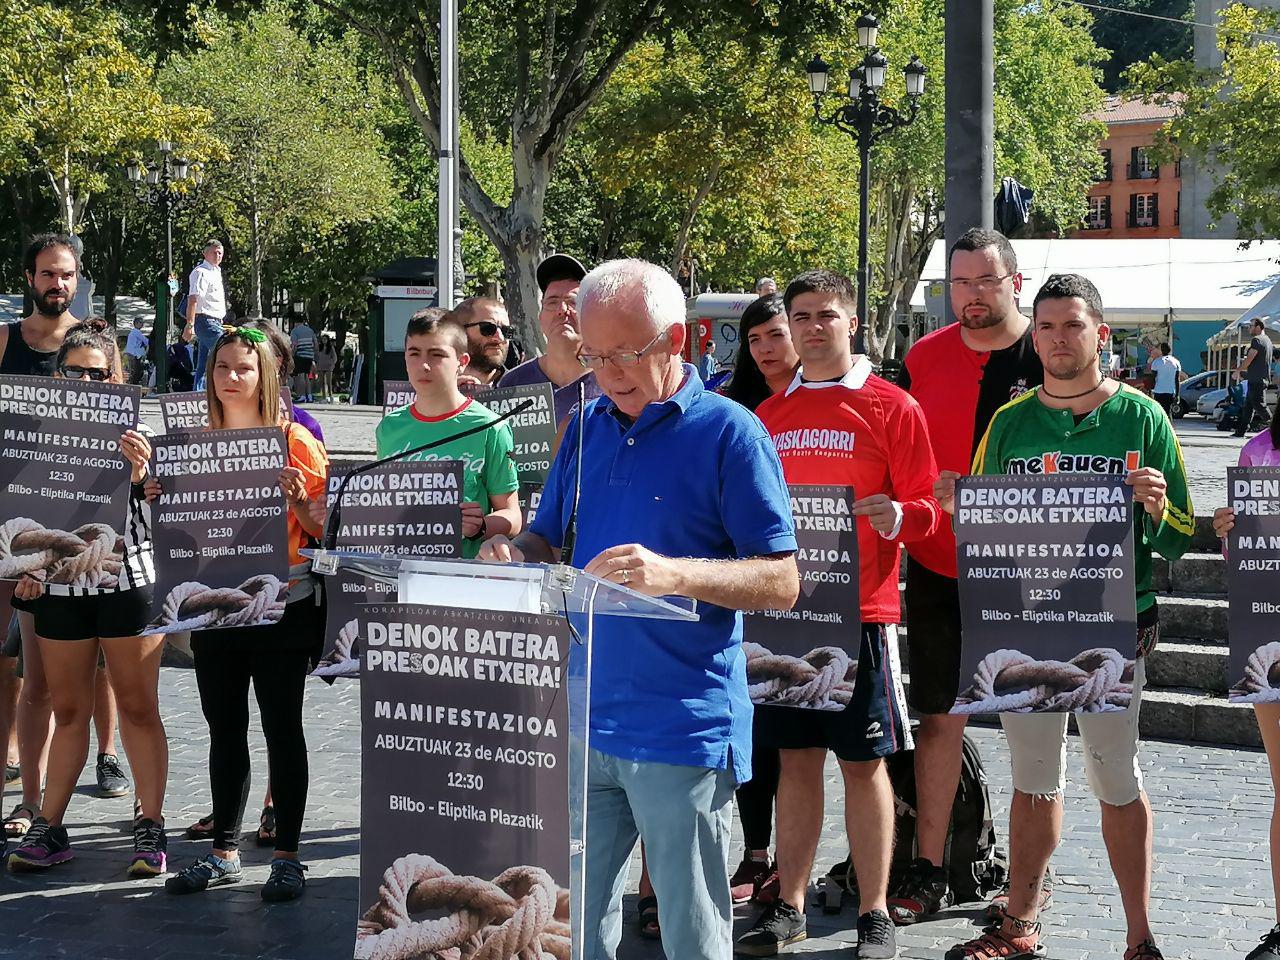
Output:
[
  {"xmin": 1226, "ymin": 277, "xmax": 1280, "ymax": 331},
  {"xmin": 910, "ymin": 238, "xmax": 1280, "ymax": 324}
]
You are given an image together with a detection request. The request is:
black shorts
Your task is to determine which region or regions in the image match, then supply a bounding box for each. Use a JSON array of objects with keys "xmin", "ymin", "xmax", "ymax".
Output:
[
  {"xmin": 30, "ymin": 587, "xmax": 155, "ymax": 642},
  {"xmin": 904, "ymin": 556, "xmax": 963, "ymax": 715},
  {"xmin": 294, "ymin": 357, "xmax": 314, "ymax": 376},
  {"xmin": 754, "ymin": 624, "xmax": 911, "ymax": 762}
]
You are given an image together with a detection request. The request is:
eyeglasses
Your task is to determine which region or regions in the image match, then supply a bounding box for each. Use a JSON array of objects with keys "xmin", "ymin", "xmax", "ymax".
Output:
[
  {"xmin": 58, "ymin": 365, "xmax": 110, "ymax": 381},
  {"xmin": 464, "ymin": 321, "xmax": 510, "ymax": 340},
  {"xmin": 578, "ymin": 330, "xmax": 668, "ymax": 370},
  {"xmin": 947, "ymin": 273, "xmax": 1017, "ymax": 293}
]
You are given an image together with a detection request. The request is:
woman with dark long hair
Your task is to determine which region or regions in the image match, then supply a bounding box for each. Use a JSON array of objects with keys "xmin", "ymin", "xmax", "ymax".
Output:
[
  {"xmin": 722, "ymin": 294, "xmax": 801, "ymax": 411},
  {"xmin": 635, "ymin": 293, "xmax": 800, "ymax": 939},
  {"xmin": 1215, "ymin": 405, "xmax": 1280, "ymax": 960}
]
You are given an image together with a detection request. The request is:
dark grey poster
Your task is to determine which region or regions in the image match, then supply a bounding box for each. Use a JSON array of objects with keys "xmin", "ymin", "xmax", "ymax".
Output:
[
  {"xmin": 355, "ymin": 603, "xmax": 570, "ymax": 960},
  {"xmin": 0, "ymin": 376, "xmax": 140, "ymax": 583},
  {"xmin": 160, "ymin": 388, "xmax": 293, "ymax": 433},
  {"xmin": 382, "ymin": 380, "xmax": 415, "ymax": 416},
  {"xmin": 312, "ymin": 462, "xmax": 464, "ymax": 678},
  {"xmin": 1227, "ymin": 467, "xmax": 1280, "ymax": 703},
  {"xmin": 478, "ymin": 383, "xmax": 556, "ymax": 485},
  {"xmin": 519, "ymin": 481, "xmax": 543, "ymax": 532},
  {"xmin": 951, "ymin": 474, "xmax": 1137, "ymax": 715},
  {"xmin": 742, "ymin": 485, "xmax": 859, "ymax": 711},
  {"xmin": 146, "ymin": 426, "xmax": 289, "ymax": 634}
]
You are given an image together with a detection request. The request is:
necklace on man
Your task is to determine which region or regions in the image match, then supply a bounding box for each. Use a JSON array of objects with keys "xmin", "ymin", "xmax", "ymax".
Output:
[{"xmin": 1041, "ymin": 381, "xmax": 1104, "ymax": 401}]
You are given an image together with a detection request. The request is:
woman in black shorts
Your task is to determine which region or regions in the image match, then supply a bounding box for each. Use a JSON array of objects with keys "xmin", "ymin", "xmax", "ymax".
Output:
[{"xmin": 6, "ymin": 321, "xmax": 168, "ymax": 877}]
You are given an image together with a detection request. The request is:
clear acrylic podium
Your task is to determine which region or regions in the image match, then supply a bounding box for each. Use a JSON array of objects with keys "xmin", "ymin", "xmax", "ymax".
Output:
[{"xmin": 305, "ymin": 549, "xmax": 699, "ymax": 960}]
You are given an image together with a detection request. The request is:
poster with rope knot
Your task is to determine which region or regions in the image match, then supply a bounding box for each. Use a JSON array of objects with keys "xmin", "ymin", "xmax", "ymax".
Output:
[
  {"xmin": 0, "ymin": 375, "xmax": 140, "ymax": 583},
  {"xmin": 951, "ymin": 474, "xmax": 1137, "ymax": 714},
  {"xmin": 742, "ymin": 484, "xmax": 860, "ymax": 711},
  {"xmin": 146, "ymin": 426, "xmax": 289, "ymax": 634},
  {"xmin": 355, "ymin": 603, "xmax": 570, "ymax": 960},
  {"xmin": 1227, "ymin": 467, "xmax": 1280, "ymax": 703},
  {"xmin": 312, "ymin": 461, "xmax": 464, "ymax": 678}
]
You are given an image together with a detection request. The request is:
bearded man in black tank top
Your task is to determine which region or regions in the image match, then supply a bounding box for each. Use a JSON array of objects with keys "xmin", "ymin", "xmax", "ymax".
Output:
[{"xmin": 0, "ymin": 234, "xmax": 96, "ymax": 377}]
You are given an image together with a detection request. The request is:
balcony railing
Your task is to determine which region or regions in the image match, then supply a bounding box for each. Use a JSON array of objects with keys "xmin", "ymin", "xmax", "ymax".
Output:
[{"xmin": 1127, "ymin": 162, "xmax": 1159, "ymax": 180}]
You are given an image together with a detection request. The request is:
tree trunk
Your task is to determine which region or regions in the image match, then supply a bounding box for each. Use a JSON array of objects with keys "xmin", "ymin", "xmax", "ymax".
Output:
[
  {"xmin": 500, "ymin": 135, "xmax": 551, "ymax": 352},
  {"xmin": 669, "ymin": 158, "xmax": 722, "ymax": 275},
  {"xmin": 248, "ymin": 186, "xmax": 264, "ymax": 319}
]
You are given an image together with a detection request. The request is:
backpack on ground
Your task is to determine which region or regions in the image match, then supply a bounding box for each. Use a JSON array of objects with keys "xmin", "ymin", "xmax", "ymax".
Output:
[{"xmin": 817, "ymin": 730, "xmax": 1007, "ymax": 909}]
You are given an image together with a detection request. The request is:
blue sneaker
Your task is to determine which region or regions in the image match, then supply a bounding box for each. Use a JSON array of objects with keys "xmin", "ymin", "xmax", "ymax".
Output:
[{"xmin": 164, "ymin": 853, "xmax": 242, "ymax": 894}]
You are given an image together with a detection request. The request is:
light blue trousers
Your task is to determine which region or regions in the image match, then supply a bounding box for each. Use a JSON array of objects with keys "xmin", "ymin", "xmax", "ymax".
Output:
[{"xmin": 583, "ymin": 747, "xmax": 737, "ymax": 960}]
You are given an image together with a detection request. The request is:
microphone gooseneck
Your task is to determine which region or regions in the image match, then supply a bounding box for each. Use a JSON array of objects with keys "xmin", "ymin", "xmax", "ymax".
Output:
[
  {"xmin": 322, "ymin": 397, "xmax": 536, "ymax": 551},
  {"xmin": 559, "ymin": 379, "xmax": 587, "ymax": 567}
]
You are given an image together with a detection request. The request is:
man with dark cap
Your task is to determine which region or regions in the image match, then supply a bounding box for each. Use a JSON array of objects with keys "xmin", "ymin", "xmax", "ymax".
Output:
[{"xmin": 498, "ymin": 253, "xmax": 601, "ymax": 424}]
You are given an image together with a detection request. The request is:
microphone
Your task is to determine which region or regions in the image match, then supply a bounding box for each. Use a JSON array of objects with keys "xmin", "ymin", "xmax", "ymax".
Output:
[
  {"xmin": 560, "ymin": 379, "xmax": 587, "ymax": 566},
  {"xmin": 322, "ymin": 397, "xmax": 536, "ymax": 551}
]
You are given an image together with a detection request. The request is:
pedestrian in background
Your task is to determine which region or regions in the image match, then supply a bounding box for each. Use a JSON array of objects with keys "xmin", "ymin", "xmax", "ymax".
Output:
[{"xmin": 182, "ymin": 241, "xmax": 227, "ymax": 391}]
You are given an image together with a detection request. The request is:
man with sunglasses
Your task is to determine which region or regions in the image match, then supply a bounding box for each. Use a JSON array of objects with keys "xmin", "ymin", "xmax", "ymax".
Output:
[
  {"xmin": 498, "ymin": 252, "xmax": 601, "ymax": 423},
  {"xmin": 480, "ymin": 259, "xmax": 799, "ymax": 960},
  {"xmin": 454, "ymin": 296, "xmax": 511, "ymax": 388}
]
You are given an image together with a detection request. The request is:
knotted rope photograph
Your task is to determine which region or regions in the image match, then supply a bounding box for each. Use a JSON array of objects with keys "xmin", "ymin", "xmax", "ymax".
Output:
[
  {"xmin": 146, "ymin": 574, "xmax": 287, "ymax": 633},
  {"xmin": 313, "ymin": 618, "xmax": 361, "ymax": 678},
  {"xmin": 952, "ymin": 647, "xmax": 1135, "ymax": 714},
  {"xmin": 0, "ymin": 517, "xmax": 125, "ymax": 588},
  {"xmin": 355, "ymin": 854, "xmax": 570, "ymax": 960},
  {"xmin": 1230, "ymin": 641, "xmax": 1280, "ymax": 704},
  {"xmin": 743, "ymin": 641, "xmax": 855, "ymax": 711}
]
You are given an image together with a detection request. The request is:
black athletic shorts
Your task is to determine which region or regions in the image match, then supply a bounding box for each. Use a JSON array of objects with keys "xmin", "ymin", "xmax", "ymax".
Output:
[
  {"xmin": 294, "ymin": 357, "xmax": 314, "ymax": 376},
  {"xmin": 903, "ymin": 556, "xmax": 963, "ymax": 714},
  {"xmin": 30, "ymin": 587, "xmax": 155, "ymax": 642},
  {"xmin": 754, "ymin": 624, "xmax": 911, "ymax": 762}
]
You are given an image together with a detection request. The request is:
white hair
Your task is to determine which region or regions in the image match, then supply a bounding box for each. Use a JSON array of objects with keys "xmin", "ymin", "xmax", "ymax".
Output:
[{"xmin": 578, "ymin": 259, "xmax": 686, "ymax": 333}]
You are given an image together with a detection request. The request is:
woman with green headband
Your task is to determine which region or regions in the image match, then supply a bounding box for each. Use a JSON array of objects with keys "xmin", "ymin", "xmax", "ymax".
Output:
[{"xmin": 156, "ymin": 325, "xmax": 329, "ymax": 903}]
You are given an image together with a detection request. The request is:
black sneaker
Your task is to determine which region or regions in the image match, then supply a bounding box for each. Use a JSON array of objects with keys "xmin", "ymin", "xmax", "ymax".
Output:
[
  {"xmin": 887, "ymin": 857, "xmax": 953, "ymax": 925},
  {"xmin": 95, "ymin": 753, "xmax": 130, "ymax": 798},
  {"xmin": 1248, "ymin": 925, "xmax": 1280, "ymax": 960},
  {"xmin": 127, "ymin": 818, "xmax": 167, "ymax": 878},
  {"xmin": 735, "ymin": 899, "xmax": 807, "ymax": 956},
  {"xmin": 261, "ymin": 857, "xmax": 307, "ymax": 902},
  {"xmin": 7, "ymin": 818, "xmax": 73, "ymax": 871},
  {"xmin": 856, "ymin": 909, "xmax": 898, "ymax": 959},
  {"xmin": 164, "ymin": 853, "xmax": 242, "ymax": 894}
]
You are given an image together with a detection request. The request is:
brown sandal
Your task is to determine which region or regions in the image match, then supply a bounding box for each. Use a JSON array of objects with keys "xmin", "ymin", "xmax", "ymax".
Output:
[{"xmin": 3, "ymin": 803, "xmax": 36, "ymax": 837}]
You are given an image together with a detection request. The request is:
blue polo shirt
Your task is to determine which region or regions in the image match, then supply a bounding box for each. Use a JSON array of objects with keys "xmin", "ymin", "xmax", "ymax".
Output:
[{"xmin": 530, "ymin": 364, "xmax": 796, "ymax": 782}]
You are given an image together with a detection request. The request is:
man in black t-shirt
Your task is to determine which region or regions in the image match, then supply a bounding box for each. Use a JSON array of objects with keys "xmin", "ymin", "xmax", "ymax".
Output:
[{"xmin": 1233, "ymin": 317, "xmax": 1274, "ymax": 437}]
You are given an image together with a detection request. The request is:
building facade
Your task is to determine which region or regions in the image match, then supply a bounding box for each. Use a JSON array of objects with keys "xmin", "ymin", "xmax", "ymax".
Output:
[{"xmin": 1080, "ymin": 96, "xmax": 1182, "ymax": 239}]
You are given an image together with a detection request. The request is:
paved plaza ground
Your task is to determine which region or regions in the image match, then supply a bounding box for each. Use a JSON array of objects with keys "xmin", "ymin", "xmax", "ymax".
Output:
[{"xmin": 0, "ymin": 404, "xmax": 1263, "ymax": 959}]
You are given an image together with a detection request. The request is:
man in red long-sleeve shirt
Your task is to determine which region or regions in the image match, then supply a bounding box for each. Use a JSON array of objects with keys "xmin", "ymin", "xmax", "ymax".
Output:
[{"xmin": 736, "ymin": 270, "xmax": 942, "ymax": 960}]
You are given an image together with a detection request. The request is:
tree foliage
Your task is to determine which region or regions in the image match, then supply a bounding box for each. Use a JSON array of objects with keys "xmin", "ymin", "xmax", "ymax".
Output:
[
  {"xmin": 1128, "ymin": 2, "xmax": 1280, "ymax": 240},
  {"xmin": 1088, "ymin": 0, "xmax": 1192, "ymax": 92}
]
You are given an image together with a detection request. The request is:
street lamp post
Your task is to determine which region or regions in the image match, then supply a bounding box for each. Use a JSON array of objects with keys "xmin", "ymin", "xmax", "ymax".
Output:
[
  {"xmin": 806, "ymin": 16, "xmax": 926, "ymax": 351},
  {"xmin": 126, "ymin": 141, "xmax": 203, "ymax": 394}
]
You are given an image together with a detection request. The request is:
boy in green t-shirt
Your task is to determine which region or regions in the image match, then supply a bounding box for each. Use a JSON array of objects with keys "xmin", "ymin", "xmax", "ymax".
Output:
[
  {"xmin": 936, "ymin": 274, "xmax": 1191, "ymax": 960},
  {"xmin": 375, "ymin": 309, "xmax": 521, "ymax": 558}
]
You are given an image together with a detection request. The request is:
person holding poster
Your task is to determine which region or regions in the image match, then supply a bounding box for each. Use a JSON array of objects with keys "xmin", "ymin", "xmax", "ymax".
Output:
[
  {"xmin": 1213, "ymin": 409, "xmax": 1280, "ymax": 960},
  {"xmin": 481, "ymin": 259, "xmax": 799, "ymax": 960},
  {"xmin": 735, "ymin": 270, "xmax": 940, "ymax": 960},
  {"xmin": 161, "ymin": 326, "xmax": 328, "ymax": 903},
  {"xmin": 375, "ymin": 310, "xmax": 521, "ymax": 559},
  {"xmin": 4, "ymin": 321, "xmax": 170, "ymax": 878},
  {"xmin": 890, "ymin": 228, "xmax": 1044, "ymax": 925},
  {"xmin": 937, "ymin": 274, "xmax": 1192, "ymax": 960}
]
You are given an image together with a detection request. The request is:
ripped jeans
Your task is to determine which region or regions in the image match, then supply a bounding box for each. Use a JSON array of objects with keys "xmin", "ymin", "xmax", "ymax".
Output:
[{"xmin": 1000, "ymin": 626, "xmax": 1154, "ymax": 807}]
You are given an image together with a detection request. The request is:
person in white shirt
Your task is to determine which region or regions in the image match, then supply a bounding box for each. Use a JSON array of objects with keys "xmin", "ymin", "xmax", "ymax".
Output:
[
  {"xmin": 124, "ymin": 318, "xmax": 149, "ymax": 385},
  {"xmin": 182, "ymin": 240, "xmax": 227, "ymax": 390},
  {"xmin": 1149, "ymin": 342, "xmax": 1182, "ymax": 417}
]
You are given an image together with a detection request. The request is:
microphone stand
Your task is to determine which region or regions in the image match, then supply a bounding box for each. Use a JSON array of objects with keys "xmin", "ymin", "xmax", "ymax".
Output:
[{"xmin": 321, "ymin": 397, "xmax": 536, "ymax": 552}]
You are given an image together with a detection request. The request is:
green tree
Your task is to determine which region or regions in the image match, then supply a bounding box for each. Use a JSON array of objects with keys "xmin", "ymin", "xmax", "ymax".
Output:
[
  {"xmin": 0, "ymin": 0, "xmax": 213, "ymax": 232},
  {"xmin": 1128, "ymin": 3, "xmax": 1280, "ymax": 239},
  {"xmin": 319, "ymin": 0, "xmax": 856, "ymax": 347},
  {"xmin": 161, "ymin": 4, "xmax": 396, "ymax": 316},
  {"xmin": 1089, "ymin": 0, "xmax": 1191, "ymax": 92}
]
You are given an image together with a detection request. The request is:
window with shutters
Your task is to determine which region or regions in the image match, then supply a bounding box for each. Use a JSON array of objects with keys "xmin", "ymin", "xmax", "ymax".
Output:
[
  {"xmin": 1135, "ymin": 193, "xmax": 1156, "ymax": 227},
  {"xmin": 1128, "ymin": 147, "xmax": 1157, "ymax": 180},
  {"xmin": 1097, "ymin": 149, "xmax": 1113, "ymax": 182},
  {"xmin": 1086, "ymin": 196, "xmax": 1110, "ymax": 229}
]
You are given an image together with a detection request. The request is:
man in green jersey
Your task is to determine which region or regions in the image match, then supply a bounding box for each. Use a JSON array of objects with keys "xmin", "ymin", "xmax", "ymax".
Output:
[
  {"xmin": 375, "ymin": 309, "xmax": 522, "ymax": 558},
  {"xmin": 936, "ymin": 274, "xmax": 1192, "ymax": 960}
]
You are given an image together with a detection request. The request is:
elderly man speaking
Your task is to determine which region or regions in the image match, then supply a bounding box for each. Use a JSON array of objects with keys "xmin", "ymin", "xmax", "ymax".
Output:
[{"xmin": 481, "ymin": 259, "xmax": 799, "ymax": 960}]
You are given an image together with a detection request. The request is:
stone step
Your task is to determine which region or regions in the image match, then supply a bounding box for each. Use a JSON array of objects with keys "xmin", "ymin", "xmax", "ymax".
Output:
[
  {"xmin": 1152, "ymin": 551, "xmax": 1226, "ymax": 597},
  {"xmin": 1159, "ymin": 594, "xmax": 1228, "ymax": 642},
  {"xmin": 1139, "ymin": 687, "xmax": 1260, "ymax": 747},
  {"xmin": 1145, "ymin": 640, "xmax": 1229, "ymax": 692},
  {"xmin": 1192, "ymin": 514, "xmax": 1220, "ymax": 552}
]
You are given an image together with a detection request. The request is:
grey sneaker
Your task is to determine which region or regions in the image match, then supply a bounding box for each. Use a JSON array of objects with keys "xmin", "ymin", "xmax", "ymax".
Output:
[
  {"xmin": 95, "ymin": 753, "xmax": 130, "ymax": 798},
  {"xmin": 164, "ymin": 853, "xmax": 242, "ymax": 894}
]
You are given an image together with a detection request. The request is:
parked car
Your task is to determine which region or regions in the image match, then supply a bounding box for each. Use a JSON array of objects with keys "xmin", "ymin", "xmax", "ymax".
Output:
[{"xmin": 1173, "ymin": 370, "xmax": 1229, "ymax": 418}]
